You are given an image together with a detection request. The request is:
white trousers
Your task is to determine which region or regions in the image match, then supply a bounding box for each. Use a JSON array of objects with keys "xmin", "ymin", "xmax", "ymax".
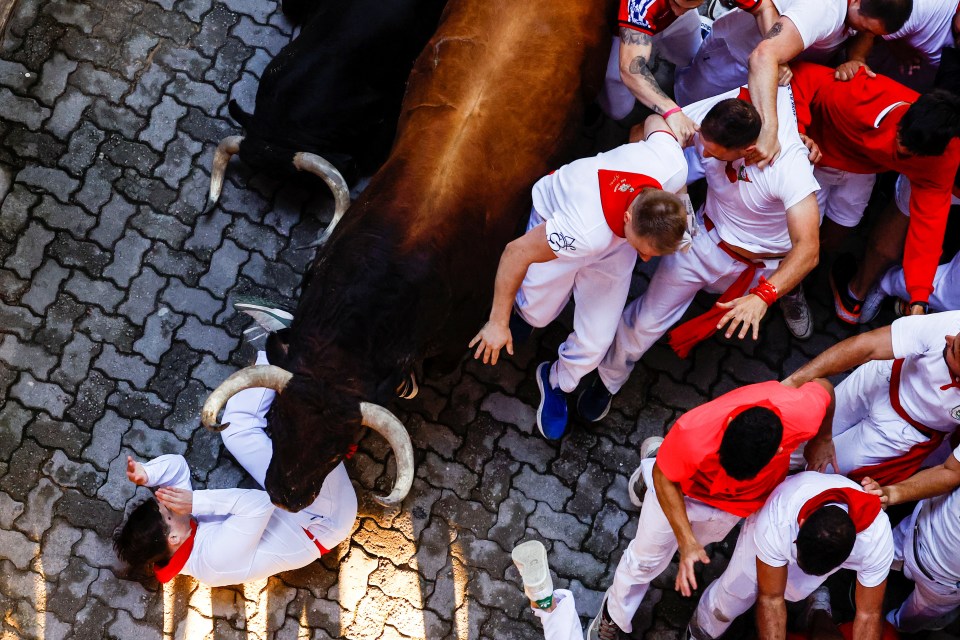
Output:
[
  {"xmin": 220, "ymin": 351, "xmax": 358, "ymax": 550},
  {"xmin": 598, "ymin": 225, "xmax": 775, "ymax": 393},
  {"xmin": 814, "ymin": 166, "xmax": 876, "ymax": 228},
  {"xmin": 695, "ymin": 513, "xmax": 830, "ymax": 639},
  {"xmin": 674, "ymin": 28, "xmax": 750, "ymax": 106},
  {"xmin": 888, "ymin": 503, "xmax": 960, "ymax": 633},
  {"xmin": 599, "ymin": 11, "xmax": 704, "ymax": 120},
  {"xmin": 534, "ymin": 589, "xmax": 585, "ymax": 640},
  {"xmin": 608, "ymin": 459, "xmax": 742, "ymax": 632},
  {"xmin": 515, "ymin": 210, "xmax": 637, "ymax": 393},
  {"xmin": 880, "ymin": 253, "xmax": 960, "ymax": 312}
]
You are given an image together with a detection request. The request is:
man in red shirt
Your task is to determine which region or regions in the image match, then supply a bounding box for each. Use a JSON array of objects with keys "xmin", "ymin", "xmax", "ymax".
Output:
[
  {"xmin": 588, "ymin": 379, "xmax": 835, "ymax": 640},
  {"xmin": 789, "ymin": 61, "xmax": 960, "ymax": 323}
]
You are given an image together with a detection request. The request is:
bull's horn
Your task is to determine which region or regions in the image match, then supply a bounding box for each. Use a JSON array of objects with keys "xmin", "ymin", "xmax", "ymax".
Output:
[
  {"xmin": 360, "ymin": 402, "xmax": 414, "ymax": 507},
  {"xmin": 292, "ymin": 152, "xmax": 351, "ymax": 243},
  {"xmin": 200, "ymin": 365, "xmax": 292, "ymax": 432},
  {"xmin": 205, "ymin": 136, "xmax": 244, "ymax": 214}
]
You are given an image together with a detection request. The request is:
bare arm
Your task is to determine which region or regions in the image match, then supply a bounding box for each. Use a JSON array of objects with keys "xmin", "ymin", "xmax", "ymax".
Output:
[
  {"xmin": 653, "ymin": 462, "xmax": 709, "ymax": 596},
  {"xmin": 836, "ymin": 32, "xmax": 877, "ymax": 80},
  {"xmin": 618, "ymin": 27, "xmax": 698, "ymax": 144},
  {"xmin": 851, "ymin": 580, "xmax": 886, "ymax": 640},
  {"xmin": 469, "ymin": 223, "xmax": 556, "ymax": 364},
  {"xmin": 783, "ymin": 325, "xmax": 894, "ymax": 386},
  {"xmin": 803, "ymin": 378, "xmax": 840, "ymax": 473},
  {"xmin": 869, "ymin": 452, "xmax": 960, "ymax": 506},
  {"xmin": 715, "ymin": 192, "xmax": 820, "ymax": 340},
  {"xmin": 746, "ymin": 17, "xmax": 806, "ymax": 168},
  {"xmin": 756, "ymin": 559, "xmax": 788, "ymax": 640}
]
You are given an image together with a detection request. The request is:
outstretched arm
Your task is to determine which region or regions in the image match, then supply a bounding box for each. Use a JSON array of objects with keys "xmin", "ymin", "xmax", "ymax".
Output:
[
  {"xmin": 756, "ymin": 559, "xmax": 788, "ymax": 640},
  {"xmin": 864, "ymin": 450, "xmax": 960, "ymax": 506},
  {"xmin": 618, "ymin": 27, "xmax": 697, "ymax": 144},
  {"xmin": 470, "ymin": 223, "xmax": 556, "ymax": 364},
  {"xmin": 851, "ymin": 580, "xmax": 886, "ymax": 640},
  {"xmin": 653, "ymin": 463, "xmax": 709, "ymax": 596},
  {"xmin": 783, "ymin": 325, "xmax": 894, "ymax": 387}
]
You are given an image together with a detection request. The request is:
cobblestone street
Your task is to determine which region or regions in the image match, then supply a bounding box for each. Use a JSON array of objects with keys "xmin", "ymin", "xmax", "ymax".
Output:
[{"xmin": 0, "ymin": 0, "xmax": 949, "ymax": 639}]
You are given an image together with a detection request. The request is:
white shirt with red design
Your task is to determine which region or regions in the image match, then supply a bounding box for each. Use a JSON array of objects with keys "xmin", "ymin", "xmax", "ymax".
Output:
[
  {"xmin": 890, "ymin": 310, "xmax": 960, "ymax": 431},
  {"xmin": 531, "ymin": 130, "xmax": 687, "ymax": 259},
  {"xmin": 682, "ymin": 85, "xmax": 819, "ymax": 255},
  {"xmin": 754, "ymin": 472, "xmax": 893, "ymax": 600},
  {"xmin": 618, "ymin": 0, "xmax": 761, "ymax": 35}
]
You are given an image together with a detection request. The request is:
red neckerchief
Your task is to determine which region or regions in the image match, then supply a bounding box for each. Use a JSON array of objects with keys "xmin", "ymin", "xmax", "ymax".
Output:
[
  {"xmin": 797, "ymin": 488, "xmax": 881, "ymax": 533},
  {"xmin": 941, "ymin": 378, "xmax": 960, "ymax": 391},
  {"xmin": 154, "ymin": 519, "xmax": 198, "ymax": 583},
  {"xmin": 597, "ymin": 170, "xmax": 663, "ymax": 237}
]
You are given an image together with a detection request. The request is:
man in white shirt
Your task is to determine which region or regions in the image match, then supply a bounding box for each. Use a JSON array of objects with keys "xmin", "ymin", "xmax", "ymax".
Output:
[
  {"xmin": 675, "ymin": 0, "xmax": 912, "ymax": 167},
  {"xmin": 690, "ymin": 472, "xmax": 893, "ymax": 640},
  {"xmin": 113, "ymin": 351, "xmax": 358, "ymax": 587},
  {"xmin": 864, "ymin": 442, "xmax": 960, "ymax": 632},
  {"xmin": 469, "ymin": 114, "xmax": 688, "ymax": 440},
  {"xmin": 580, "ymin": 85, "xmax": 820, "ymax": 419},
  {"xmin": 784, "ymin": 311, "xmax": 960, "ymax": 485}
]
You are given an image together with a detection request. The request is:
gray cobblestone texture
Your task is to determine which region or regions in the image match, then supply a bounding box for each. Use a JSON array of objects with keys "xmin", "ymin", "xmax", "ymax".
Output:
[{"xmin": 0, "ymin": 1, "xmax": 945, "ymax": 640}]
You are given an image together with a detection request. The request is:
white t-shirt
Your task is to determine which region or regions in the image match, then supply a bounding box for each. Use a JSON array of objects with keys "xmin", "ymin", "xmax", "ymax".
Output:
[
  {"xmin": 754, "ymin": 472, "xmax": 893, "ymax": 601},
  {"xmin": 915, "ymin": 443, "xmax": 960, "ymax": 583},
  {"xmin": 884, "ymin": 0, "xmax": 957, "ymax": 65},
  {"xmin": 890, "ymin": 311, "xmax": 960, "ymax": 430},
  {"xmin": 531, "ymin": 131, "xmax": 688, "ymax": 259},
  {"xmin": 683, "ymin": 85, "xmax": 819, "ymax": 254},
  {"xmin": 709, "ymin": 0, "xmax": 852, "ymax": 67}
]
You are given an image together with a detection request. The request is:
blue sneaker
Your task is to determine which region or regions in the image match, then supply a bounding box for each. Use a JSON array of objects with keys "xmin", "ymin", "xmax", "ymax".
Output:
[
  {"xmin": 536, "ymin": 361, "xmax": 568, "ymax": 440},
  {"xmin": 576, "ymin": 373, "xmax": 613, "ymax": 422}
]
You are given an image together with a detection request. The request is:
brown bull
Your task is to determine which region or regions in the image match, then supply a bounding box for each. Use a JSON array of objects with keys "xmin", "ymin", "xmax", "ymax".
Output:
[{"xmin": 201, "ymin": 0, "xmax": 615, "ymax": 511}]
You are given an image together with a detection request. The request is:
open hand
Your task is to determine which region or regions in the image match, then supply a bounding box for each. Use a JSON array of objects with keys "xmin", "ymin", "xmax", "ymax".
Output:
[
  {"xmin": 126, "ymin": 456, "xmax": 148, "ymax": 486},
  {"xmin": 676, "ymin": 541, "xmax": 710, "ymax": 597},
  {"xmin": 469, "ymin": 321, "xmax": 513, "ymax": 365},
  {"xmin": 716, "ymin": 294, "xmax": 768, "ymax": 340},
  {"xmin": 804, "ymin": 435, "xmax": 839, "ymax": 473},
  {"xmin": 834, "ymin": 60, "xmax": 875, "ymax": 81},
  {"xmin": 665, "ymin": 110, "xmax": 699, "ymax": 147},
  {"xmin": 156, "ymin": 487, "xmax": 194, "ymax": 515}
]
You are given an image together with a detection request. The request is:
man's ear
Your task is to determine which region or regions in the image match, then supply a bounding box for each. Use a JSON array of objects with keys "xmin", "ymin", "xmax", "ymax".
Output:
[
  {"xmin": 777, "ymin": 446, "xmax": 783, "ymax": 454},
  {"xmin": 623, "ymin": 208, "xmax": 632, "ymax": 225},
  {"xmin": 744, "ymin": 144, "xmax": 757, "ymax": 154}
]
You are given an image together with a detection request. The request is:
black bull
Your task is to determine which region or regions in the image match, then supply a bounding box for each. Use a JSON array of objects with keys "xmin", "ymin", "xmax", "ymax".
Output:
[{"xmin": 203, "ymin": 0, "xmax": 617, "ymax": 512}]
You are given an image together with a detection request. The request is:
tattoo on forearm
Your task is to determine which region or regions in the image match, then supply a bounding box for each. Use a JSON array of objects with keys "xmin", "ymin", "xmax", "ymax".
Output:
[
  {"xmin": 620, "ymin": 26, "xmax": 651, "ymax": 46},
  {"xmin": 628, "ymin": 55, "xmax": 670, "ymax": 100},
  {"xmin": 764, "ymin": 22, "xmax": 783, "ymax": 40}
]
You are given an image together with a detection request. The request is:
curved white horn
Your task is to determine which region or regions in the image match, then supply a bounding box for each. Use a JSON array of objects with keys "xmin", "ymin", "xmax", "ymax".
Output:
[
  {"xmin": 292, "ymin": 152, "xmax": 351, "ymax": 243},
  {"xmin": 200, "ymin": 365, "xmax": 292, "ymax": 431},
  {"xmin": 205, "ymin": 136, "xmax": 243, "ymax": 214},
  {"xmin": 360, "ymin": 402, "xmax": 414, "ymax": 507}
]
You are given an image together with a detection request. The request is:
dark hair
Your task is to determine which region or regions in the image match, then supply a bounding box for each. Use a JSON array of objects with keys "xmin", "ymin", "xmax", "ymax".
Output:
[
  {"xmin": 899, "ymin": 89, "xmax": 960, "ymax": 156},
  {"xmin": 796, "ymin": 505, "xmax": 856, "ymax": 575},
  {"xmin": 858, "ymin": 0, "xmax": 912, "ymax": 34},
  {"xmin": 113, "ymin": 498, "xmax": 171, "ymax": 571},
  {"xmin": 628, "ymin": 189, "xmax": 687, "ymax": 252},
  {"xmin": 718, "ymin": 406, "xmax": 783, "ymax": 480},
  {"xmin": 701, "ymin": 99, "xmax": 762, "ymax": 151}
]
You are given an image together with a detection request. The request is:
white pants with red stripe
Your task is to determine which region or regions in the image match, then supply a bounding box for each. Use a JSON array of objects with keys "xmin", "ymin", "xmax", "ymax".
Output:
[
  {"xmin": 533, "ymin": 590, "xmax": 585, "ymax": 640},
  {"xmin": 814, "ymin": 166, "xmax": 876, "ymax": 228},
  {"xmin": 607, "ymin": 459, "xmax": 742, "ymax": 633},
  {"xmin": 599, "ymin": 11, "xmax": 704, "ymax": 120},
  {"xmin": 598, "ymin": 224, "xmax": 775, "ymax": 394},
  {"xmin": 515, "ymin": 210, "xmax": 638, "ymax": 393},
  {"xmin": 220, "ymin": 351, "xmax": 358, "ymax": 550},
  {"xmin": 888, "ymin": 503, "xmax": 960, "ymax": 633}
]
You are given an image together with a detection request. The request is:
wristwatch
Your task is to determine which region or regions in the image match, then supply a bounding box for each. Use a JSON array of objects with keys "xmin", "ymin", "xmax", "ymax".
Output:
[{"xmin": 908, "ymin": 301, "xmax": 929, "ymax": 314}]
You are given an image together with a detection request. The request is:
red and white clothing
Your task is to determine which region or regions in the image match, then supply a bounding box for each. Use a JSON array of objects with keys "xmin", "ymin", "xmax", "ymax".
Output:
[
  {"xmin": 598, "ymin": 85, "xmax": 818, "ymax": 389},
  {"xmin": 694, "ymin": 473, "xmax": 893, "ymax": 639},
  {"xmin": 817, "ymin": 312, "xmax": 960, "ymax": 483},
  {"xmin": 605, "ymin": 381, "xmax": 831, "ymax": 632},
  {"xmin": 791, "ymin": 61, "xmax": 960, "ymax": 304},
  {"xmin": 143, "ymin": 351, "xmax": 358, "ymax": 587},
  {"xmin": 533, "ymin": 589, "xmax": 585, "ymax": 640},
  {"xmin": 517, "ymin": 132, "xmax": 687, "ymax": 393},
  {"xmin": 674, "ymin": 0, "xmax": 853, "ymax": 105},
  {"xmin": 889, "ymin": 444, "xmax": 960, "ymax": 632}
]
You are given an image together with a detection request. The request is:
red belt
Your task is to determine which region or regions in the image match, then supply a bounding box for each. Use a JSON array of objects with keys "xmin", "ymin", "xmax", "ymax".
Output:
[
  {"xmin": 667, "ymin": 215, "xmax": 765, "ymax": 358},
  {"xmin": 303, "ymin": 527, "xmax": 329, "ymax": 556},
  {"xmin": 847, "ymin": 358, "xmax": 946, "ymax": 486}
]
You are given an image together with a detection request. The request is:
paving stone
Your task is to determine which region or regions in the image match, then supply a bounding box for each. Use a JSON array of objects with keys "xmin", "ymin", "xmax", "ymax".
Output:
[
  {"xmin": 43, "ymin": 449, "xmax": 103, "ymax": 498},
  {"xmin": 40, "ymin": 517, "xmax": 83, "ymax": 575},
  {"xmin": 6, "ymin": 221, "xmax": 53, "ymax": 280},
  {"xmin": 108, "ymin": 381, "xmax": 171, "ymax": 424},
  {"xmin": 55, "ymin": 487, "xmax": 120, "ymax": 537},
  {"xmin": 139, "ymin": 3, "xmax": 195, "ymax": 45},
  {"xmin": 0, "ymin": 527, "xmax": 39, "ymax": 570},
  {"xmin": 78, "ymin": 306, "xmax": 137, "ymax": 351},
  {"xmin": 155, "ymin": 132, "xmax": 203, "ymax": 189},
  {"xmin": 11, "ymin": 475, "xmax": 61, "ymax": 538},
  {"xmin": 161, "ymin": 276, "xmax": 222, "ymax": 322},
  {"xmin": 120, "ymin": 32, "xmax": 161, "ymax": 80},
  {"xmin": 43, "ymin": 0, "xmax": 100, "ymax": 33},
  {"xmin": 26, "ymin": 413, "xmax": 89, "ymax": 458},
  {"xmin": 133, "ymin": 307, "xmax": 185, "ymax": 363},
  {"xmin": 418, "ymin": 452, "xmax": 478, "ymax": 501},
  {"xmin": 88, "ymin": 98, "xmax": 142, "ymax": 139},
  {"xmin": 32, "ymin": 51, "xmax": 77, "ymax": 105},
  {"xmin": 126, "ymin": 64, "xmax": 174, "ymax": 118},
  {"xmin": 0, "ymin": 333, "xmax": 57, "ymax": 378},
  {"xmin": 66, "ymin": 369, "xmax": 114, "ymax": 431},
  {"xmin": 8, "ymin": 373, "xmax": 71, "ymax": 419},
  {"xmin": 82, "ymin": 408, "xmax": 127, "ymax": 471},
  {"xmin": 75, "ymin": 158, "xmax": 123, "ymax": 213},
  {"xmin": 480, "ymin": 392, "xmax": 535, "ymax": 434},
  {"xmin": 0, "ymin": 58, "xmax": 34, "ymax": 92},
  {"xmin": 140, "ymin": 94, "xmax": 188, "ymax": 153},
  {"xmin": 497, "ymin": 429, "xmax": 556, "ymax": 474},
  {"xmin": 118, "ymin": 266, "xmax": 166, "ymax": 325},
  {"xmin": 88, "ymin": 194, "xmax": 135, "ymax": 249},
  {"xmin": 176, "ymin": 315, "xmax": 239, "ymax": 361},
  {"xmin": 0, "ymin": 87, "xmax": 49, "ymax": 130},
  {"xmin": 0, "ymin": 401, "xmax": 31, "ymax": 461},
  {"xmin": 89, "ymin": 568, "xmax": 154, "ymax": 619},
  {"xmin": 69, "ymin": 61, "xmax": 128, "ymax": 104},
  {"xmin": 0, "ymin": 184, "xmax": 39, "ymax": 241},
  {"xmin": 64, "ymin": 270, "xmax": 126, "ymax": 311},
  {"xmin": 147, "ymin": 340, "xmax": 203, "ymax": 403},
  {"xmin": 74, "ymin": 528, "xmax": 119, "ymax": 569},
  {"xmin": 155, "ymin": 43, "xmax": 210, "ymax": 82},
  {"xmin": 103, "ymin": 229, "xmax": 152, "ymax": 288},
  {"xmin": 45, "ymin": 86, "xmax": 94, "ymax": 139},
  {"xmin": 198, "ymin": 237, "xmax": 247, "ymax": 296},
  {"xmin": 144, "ymin": 242, "xmax": 205, "ymax": 284},
  {"xmin": 528, "ymin": 501, "xmax": 590, "ymax": 548}
]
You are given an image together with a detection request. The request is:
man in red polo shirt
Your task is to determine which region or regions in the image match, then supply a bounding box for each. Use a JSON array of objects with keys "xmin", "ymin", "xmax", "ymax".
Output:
[
  {"xmin": 588, "ymin": 378, "xmax": 834, "ymax": 640},
  {"xmin": 789, "ymin": 61, "xmax": 960, "ymax": 323}
]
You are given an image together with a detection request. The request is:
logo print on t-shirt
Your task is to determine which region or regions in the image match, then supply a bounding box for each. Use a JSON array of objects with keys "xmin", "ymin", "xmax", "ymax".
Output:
[
  {"xmin": 548, "ymin": 232, "xmax": 576, "ymax": 252},
  {"xmin": 627, "ymin": 0, "xmax": 657, "ymax": 29},
  {"xmin": 951, "ymin": 404, "xmax": 960, "ymax": 422}
]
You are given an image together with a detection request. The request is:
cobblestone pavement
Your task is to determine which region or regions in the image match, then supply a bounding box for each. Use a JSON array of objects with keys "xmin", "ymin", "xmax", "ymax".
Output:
[{"xmin": 1, "ymin": 1, "xmax": 956, "ymax": 639}]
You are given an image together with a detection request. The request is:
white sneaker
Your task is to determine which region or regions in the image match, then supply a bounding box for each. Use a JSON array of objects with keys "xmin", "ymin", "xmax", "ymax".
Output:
[
  {"xmin": 800, "ymin": 585, "xmax": 833, "ymax": 629},
  {"xmin": 235, "ymin": 300, "xmax": 294, "ymax": 333},
  {"xmin": 628, "ymin": 437, "xmax": 663, "ymax": 507},
  {"xmin": 779, "ymin": 287, "xmax": 813, "ymax": 339},
  {"xmin": 511, "ymin": 540, "xmax": 553, "ymax": 609},
  {"xmin": 859, "ymin": 283, "xmax": 886, "ymax": 324}
]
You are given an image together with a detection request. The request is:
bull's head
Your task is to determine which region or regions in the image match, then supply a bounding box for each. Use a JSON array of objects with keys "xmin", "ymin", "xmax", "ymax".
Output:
[
  {"xmin": 199, "ymin": 364, "xmax": 414, "ymax": 511},
  {"xmin": 205, "ymin": 136, "xmax": 351, "ymax": 244}
]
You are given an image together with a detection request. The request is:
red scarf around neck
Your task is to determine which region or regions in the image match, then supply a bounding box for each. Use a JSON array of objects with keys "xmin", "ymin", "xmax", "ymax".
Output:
[
  {"xmin": 797, "ymin": 488, "xmax": 881, "ymax": 533},
  {"xmin": 154, "ymin": 518, "xmax": 197, "ymax": 583}
]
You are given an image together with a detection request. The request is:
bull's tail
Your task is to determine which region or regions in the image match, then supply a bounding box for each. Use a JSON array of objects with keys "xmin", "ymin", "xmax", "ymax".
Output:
[{"xmin": 227, "ymin": 100, "xmax": 252, "ymax": 128}]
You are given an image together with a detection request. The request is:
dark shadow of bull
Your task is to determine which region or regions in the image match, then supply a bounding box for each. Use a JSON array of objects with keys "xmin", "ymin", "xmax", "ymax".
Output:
[
  {"xmin": 205, "ymin": 0, "xmax": 447, "ymax": 217},
  {"xmin": 200, "ymin": 0, "xmax": 616, "ymax": 513}
]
